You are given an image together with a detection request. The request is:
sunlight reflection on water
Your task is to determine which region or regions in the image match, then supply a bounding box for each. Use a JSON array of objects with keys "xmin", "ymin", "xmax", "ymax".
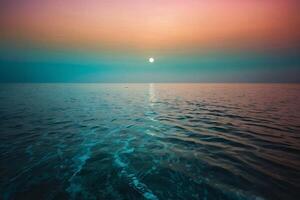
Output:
[{"xmin": 0, "ymin": 83, "xmax": 299, "ymax": 200}]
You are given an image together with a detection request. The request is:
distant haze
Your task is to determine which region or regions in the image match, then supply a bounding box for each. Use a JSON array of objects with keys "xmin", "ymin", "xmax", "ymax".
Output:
[{"xmin": 0, "ymin": 0, "xmax": 299, "ymax": 82}]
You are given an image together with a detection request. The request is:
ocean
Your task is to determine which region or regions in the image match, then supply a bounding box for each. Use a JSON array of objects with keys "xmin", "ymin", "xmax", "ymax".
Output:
[{"xmin": 0, "ymin": 83, "xmax": 299, "ymax": 200}]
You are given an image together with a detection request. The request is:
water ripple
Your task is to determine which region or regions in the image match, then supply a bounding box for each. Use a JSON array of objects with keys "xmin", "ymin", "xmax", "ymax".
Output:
[{"xmin": 0, "ymin": 83, "xmax": 299, "ymax": 200}]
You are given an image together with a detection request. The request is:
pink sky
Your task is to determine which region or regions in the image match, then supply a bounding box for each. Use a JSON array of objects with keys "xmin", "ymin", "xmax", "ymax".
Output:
[{"xmin": 0, "ymin": 0, "xmax": 299, "ymax": 51}]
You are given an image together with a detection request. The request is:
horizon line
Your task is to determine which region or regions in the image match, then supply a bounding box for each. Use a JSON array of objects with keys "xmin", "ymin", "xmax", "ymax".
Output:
[{"xmin": 1, "ymin": 82, "xmax": 300, "ymax": 84}]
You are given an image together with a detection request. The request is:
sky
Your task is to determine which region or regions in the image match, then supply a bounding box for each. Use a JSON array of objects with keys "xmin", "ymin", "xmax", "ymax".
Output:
[{"xmin": 0, "ymin": 0, "xmax": 299, "ymax": 82}]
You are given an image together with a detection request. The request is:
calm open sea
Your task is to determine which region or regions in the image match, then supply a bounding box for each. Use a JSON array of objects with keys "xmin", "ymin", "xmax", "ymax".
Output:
[{"xmin": 0, "ymin": 84, "xmax": 300, "ymax": 200}]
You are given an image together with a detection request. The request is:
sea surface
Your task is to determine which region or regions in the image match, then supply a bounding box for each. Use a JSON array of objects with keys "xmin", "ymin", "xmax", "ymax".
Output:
[{"xmin": 0, "ymin": 84, "xmax": 300, "ymax": 200}]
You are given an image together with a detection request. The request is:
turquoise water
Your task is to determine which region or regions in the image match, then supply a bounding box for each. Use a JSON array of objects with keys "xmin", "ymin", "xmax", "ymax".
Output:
[{"xmin": 0, "ymin": 84, "xmax": 300, "ymax": 200}]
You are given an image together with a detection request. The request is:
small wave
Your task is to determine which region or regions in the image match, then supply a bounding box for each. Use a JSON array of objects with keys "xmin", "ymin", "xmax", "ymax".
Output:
[{"xmin": 113, "ymin": 137, "xmax": 159, "ymax": 200}]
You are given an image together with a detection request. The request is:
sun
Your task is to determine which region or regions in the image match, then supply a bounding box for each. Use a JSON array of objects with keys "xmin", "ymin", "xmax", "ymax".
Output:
[{"xmin": 149, "ymin": 57, "xmax": 155, "ymax": 63}]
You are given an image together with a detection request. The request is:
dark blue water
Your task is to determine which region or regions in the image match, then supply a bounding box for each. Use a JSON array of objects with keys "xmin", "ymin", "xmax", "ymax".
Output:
[{"xmin": 0, "ymin": 84, "xmax": 300, "ymax": 200}]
